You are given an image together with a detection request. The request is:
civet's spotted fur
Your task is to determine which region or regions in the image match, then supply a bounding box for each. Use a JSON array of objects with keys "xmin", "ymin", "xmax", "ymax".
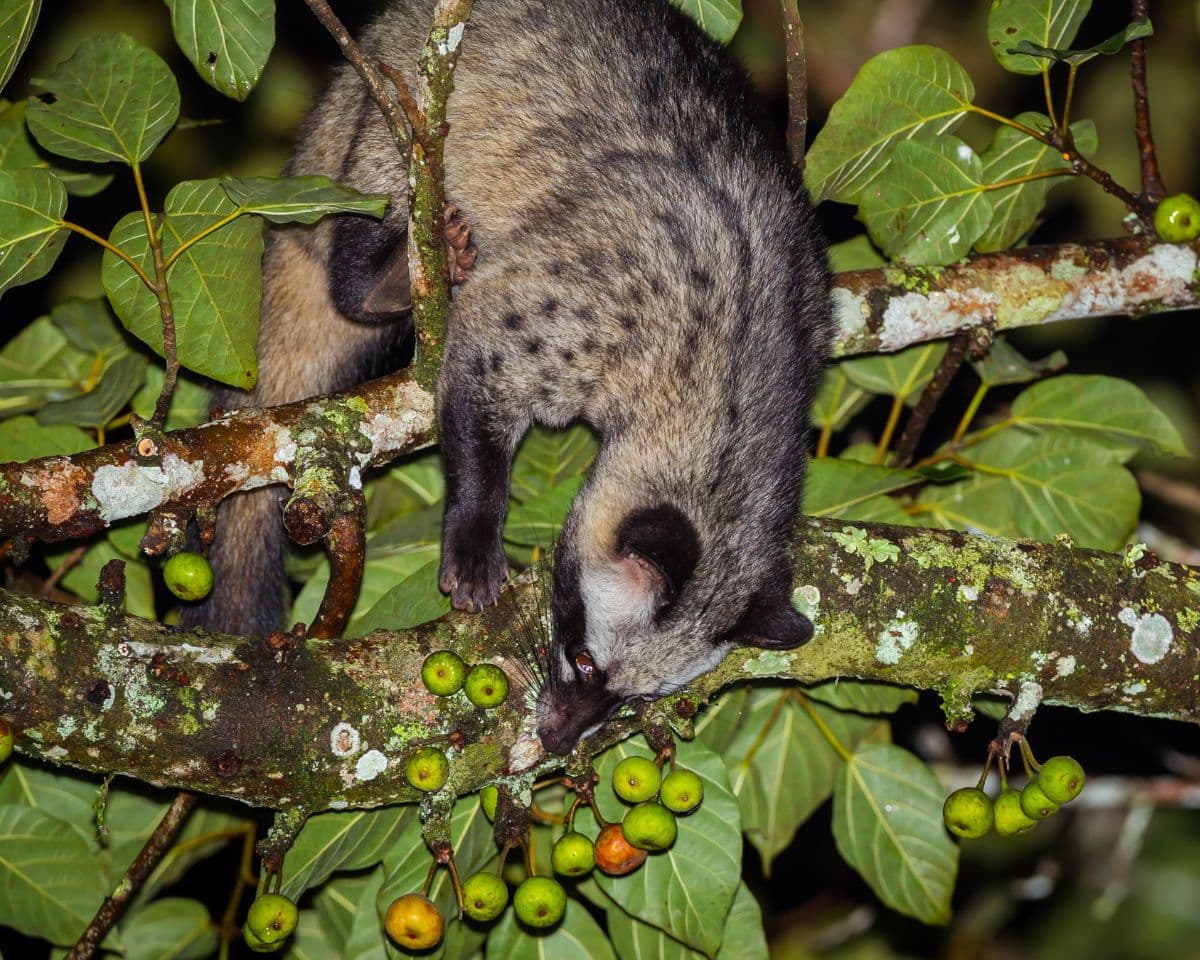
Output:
[{"xmin": 188, "ymin": 0, "xmax": 832, "ymax": 755}]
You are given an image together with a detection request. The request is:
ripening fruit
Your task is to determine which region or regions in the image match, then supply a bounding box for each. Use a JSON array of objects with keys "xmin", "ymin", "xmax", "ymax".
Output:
[
  {"xmin": 243, "ymin": 922, "xmax": 284, "ymax": 953},
  {"xmin": 942, "ymin": 787, "xmax": 994, "ymax": 839},
  {"xmin": 594, "ymin": 823, "xmax": 648, "ymax": 875},
  {"xmin": 1020, "ymin": 780, "xmax": 1060, "ymax": 820},
  {"xmin": 163, "ymin": 551, "xmax": 213, "ymax": 602},
  {"xmin": 612, "ymin": 756, "xmax": 661, "ymax": 803},
  {"xmin": 0, "ymin": 719, "xmax": 13, "ymax": 764},
  {"xmin": 464, "ymin": 664, "xmax": 509, "ymax": 708},
  {"xmin": 1038, "ymin": 755, "xmax": 1086, "ymax": 803},
  {"xmin": 660, "ymin": 769, "xmax": 703, "ymax": 813},
  {"xmin": 385, "ymin": 893, "xmax": 444, "ymax": 950},
  {"xmin": 1154, "ymin": 192, "xmax": 1200, "ymax": 243},
  {"xmin": 406, "ymin": 747, "xmax": 450, "ymax": 792},
  {"xmin": 993, "ymin": 788, "xmax": 1038, "ymax": 837},
  {"xmin": 245, "ymin": 893, "xmax": 299, "ymax": 944},
  {"xmin": 513, "ymin": 876, "xmax": 566, "ymax": 928},
  {"xmin": 422, "ymin": 650, "xmax": 467, "ymax": 696},
  {"xmin": 622, "ymin": 802, "xmax": 678, "ymax": 851},
  {"xmin": 480, "ymin": 785, "xmax": 499, "ymax": 821},
  {"xmin": 462, "ymin": 871, "xmax": 508, "ymax": 922},
  {"xmin": 551, "ymin": 831, "xmax": 596, "ymax": 876}
]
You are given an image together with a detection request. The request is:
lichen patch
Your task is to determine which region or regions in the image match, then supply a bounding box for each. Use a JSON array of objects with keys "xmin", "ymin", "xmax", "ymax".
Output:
[{"xmin": 875, "ymin": 616, "xmax": 918, "ymax": 665}]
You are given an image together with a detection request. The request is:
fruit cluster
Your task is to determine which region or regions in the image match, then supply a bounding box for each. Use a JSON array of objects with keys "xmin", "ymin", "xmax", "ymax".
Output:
[
  {"xmin": 943, "ymin": 746, "xmax": 1086, "ymax": 840},
  {"xmin": 421, "ymin": 650, "xmax": 509, "ymax": 708}
]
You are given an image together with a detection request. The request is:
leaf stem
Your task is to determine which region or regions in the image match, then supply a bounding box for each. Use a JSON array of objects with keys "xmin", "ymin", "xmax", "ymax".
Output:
[
  {"xmin": 794, "ymin": 692, "xmax": 853, "ymax": 763},
  {"xmin": 875, "ymin": 394, "xmax": 905, "ymax": 464},
  {"xmin": 1061, "ymin": 64, "xmax": 1079, "ymax": 130},
  {"xmin": 816, "ymin": 423, "xmax": 833, "ymax": 459},
  {"xmin": 953, "ymin": 384, "xmax": 989, "ymax": 443},
  {"xmin": 967, "ymin": 105, "xmax": 1050, "ymax": 144},
  {"xmin": 984, "ymin": 168, "xmax": 1074, "ymax": 192},
  {"xmin": 61, "ymin": 221, "xmax": 154, "ymax": 289},
  {"xmin": 1042, "ymin": 68, "xmax": 1058, "ymax": 129},
  {"xmin": 163, "ymin": 208, "xmax": 246, "ymax": 271}
]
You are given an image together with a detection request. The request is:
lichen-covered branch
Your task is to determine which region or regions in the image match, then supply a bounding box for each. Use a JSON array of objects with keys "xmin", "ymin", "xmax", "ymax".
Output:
[
  {"xmin": 2, "ymin": 519, "xmax": 1196, "ymax": 813},
  {"xmin": 3, "ymin": 236, "xmax": 1196, "ymax": 547}
]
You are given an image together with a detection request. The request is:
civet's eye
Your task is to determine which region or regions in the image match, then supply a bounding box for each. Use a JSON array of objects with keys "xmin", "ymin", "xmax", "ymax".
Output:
[{"xmin": 574, "ymin": 651, "xmax": 595, "ymax": 678}]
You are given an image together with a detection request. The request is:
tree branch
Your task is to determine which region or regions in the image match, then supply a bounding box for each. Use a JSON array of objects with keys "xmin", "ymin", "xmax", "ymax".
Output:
[
  {"xmin": 1129, "ymin": 0, "xmax": 1165, "ymax": 202},
  {"xmin": 2, "ymin": 519, "xmax": 1195, "ymax": 812}
]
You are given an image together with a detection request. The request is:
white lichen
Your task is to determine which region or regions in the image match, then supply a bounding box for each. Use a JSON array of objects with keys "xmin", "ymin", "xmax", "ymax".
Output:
[
  {"xmin": 1123, "ymin": 681, "xmax": 1147, "ymax": 696},
  {"xmin": 355, "ymin": 749, "xmax": 388, "ymax": 782},
  {"xmin": 957, "ymin": 584, "xmax": 979, "ymax": 603},
  {"xmin": 875, "ymin": 616, "xmax": 918, "ymax": 665},
  {"xmin": 1129, "ymin": 612, "xmax": 1173, "ymax": 665},
  {"xmin": 330, "ymin": 722, "xmax": 362, "ymax": 757},
  {"xmin": 1054, "ymin": 655, "xmax": 1076, "ymax": 678},
  {"xmin": 1008, "ymin": 681, "xmax": 1043, "ymax": 722}
]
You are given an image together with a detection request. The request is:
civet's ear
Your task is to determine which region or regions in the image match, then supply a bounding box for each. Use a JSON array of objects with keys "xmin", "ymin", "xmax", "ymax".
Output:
[
  {"xmin": 329, "ymin": 215, "xmax": 412, "ymax": 323},
  {"xmin": 614, "ymin": 503, "xmax": 701, "ymax": 610},
  {"xmin": 726, "ymin": 586, "xmax": 813, "ymax": 649}
]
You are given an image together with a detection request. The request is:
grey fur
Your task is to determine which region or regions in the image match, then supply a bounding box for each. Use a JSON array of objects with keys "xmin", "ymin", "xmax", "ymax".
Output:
[{"xmin": 190, "ymin": 0, "xmax": 832, "ymax": 753}]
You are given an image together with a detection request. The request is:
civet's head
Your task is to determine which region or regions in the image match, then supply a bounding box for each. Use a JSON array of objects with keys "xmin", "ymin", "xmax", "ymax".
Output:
[{"xmin": 535, "ymin": 499, "xmax": 811, "ymax": 755}]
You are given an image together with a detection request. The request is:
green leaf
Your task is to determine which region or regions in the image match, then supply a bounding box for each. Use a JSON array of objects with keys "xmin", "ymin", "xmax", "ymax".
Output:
[
  {"xmin": 222, "ymin": 175, "xmax": 389, "ymax": 223},
  {"xmin": 26, "ymin": 34, "xmax": 180, "ymax": 164},
  {"xmin": 0, "ymin": 760, "xmax": 102, "ymax": 849},
  {"xmin": 839, "ymin": 493, "xmax": 917, "ymax": 526},
  {"xmin": 1010, "ymin": 374, "xmax": 1188, "ymax": 456},
  {"xmin": 968, "ymin": 336, "xmax": 1067, "ymax": 387},
  {"xmin": 36, "ymin": 352, "xmax": 146, "ymax": 428},
  {"xmin": 804, "ymin": 46, "xmax": 974, "ymax": 205},
  {"xmin": 0, "ymin": 0, "xmax": 39, "ymax": 94},
  {"xmin": 352, "ymin": 558, "xmax": 450, "ymax": 634},
  {"xmin": 827, "ymin": 234, "xmax": 886, "ymax": 272},
  {"xmin": 487, "ymin": 901, "xmax": 617, "ymax": 960},
  {"xmin": 832, "ymin": 743, "xmax": 958, "ymax": 925},
  {"xmin": 805, "ymin": 459, "xmax": 920, "ymax": 518},
  {"xmin": 288, "ymin": 910, "xmax": 340, "ymax": 960},
  {"xmin": 166, "ymin": 0, "xmax": 274, "ymax": 101},
  {"xmin": 860, "ymin": 135, "xmax": 992, "ymax": 265},
  {"xmin": 1006, "ymin": 17, "xmax": 1152, "ymax": 68},
  {"xmin": 840, "ymin": 341, "xmax": 948, "ymax": 403},
  {"xmin": 131, "ymin": 367, "xmax": 212, "ymax": 431},
  {"xmin": 805, "ymin": 681, "xmax": 917, "ymax": 714},
  {"xmin": 47, "ymin": 539, "xmax": 156, "ymax": 617},
  {"xmin": 975, "ymin": 114, "xmax": 1096, "ymax": 252},
  {"xmin": 917, "ymin": 432, "xmax": 1139, "ymax": 549},
  {"xmin": 366, "ymin": 452, "xmax": 444, "ymax": 530},
  {"xmin": 312, "ymin": 867, "xmax": 390, "ymax": 960},
  {"xmin": 670, "ymin": 0, "xmax": 742, "ymax": 43},
  {"xmin": 987, "ymin": 0, "xmax": 1092, "ymax": 74},
  {"xmin": 0, "ymin": 805, "xmax": 108, "ymax": 945},
  {"xmin": 590, "ymin": 737, "xmax": 740, "ymax": 955},
  {"xmin": 0, "ymin": 100, "xmax": 112, "ymax": 194},
  {"xmin": 0, "ymin": 415, "xmax": 91, "ymax": 459},
  {"xmin": 50, "ymin": 297, "xmax": 128, "ymax": 353},
  {"xmin": 0, "ymin": 166, "xmax": 66, "ymax": 294},
  {"xmin": 280, "ymin": 806, "xmax": 413, "ymax": 900},
  {"xmin": 102, "ymin": 178, "xmax": 263, "ymax": 388},
  {"xmin": 510, "ymin": 425, "xmax": 597, "ymax": 502},
  {"xmin": 0, "ymin": 315, "xmax": 92, "ymax": 417},
  {"xmin": 605, "ymin": 881, "xmax": 766, "ymax": 960},
  {"xmin": 137, "ymin": 804, "xmax": 248, "ymax": 904},
  {"xmin": 504, "ymin": 476, "xmax": 582, "ymax": 548},
  {"xmin": 811, "ymin": 366, "xmax": 872, "ymax": 433},
  {"xmin": 122, "ymin": 897, "xmax": 218, "ymax": 960},
  {"xmin": 714, "ymin": 689, "xmax": 886, "ymax": 873}
]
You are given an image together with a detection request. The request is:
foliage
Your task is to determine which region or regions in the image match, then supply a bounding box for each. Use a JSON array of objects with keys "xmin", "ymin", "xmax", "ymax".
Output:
[{"xmin": 0, "ymin": 0, "xmax": 1193, "ymax": 958}]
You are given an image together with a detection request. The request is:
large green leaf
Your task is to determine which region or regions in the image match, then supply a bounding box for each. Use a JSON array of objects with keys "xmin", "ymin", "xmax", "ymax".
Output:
[
  {"xmin": 0, "ymin": 416, "xmax": 91, "ymax": 459},
  {"xmin": 670, "ymin": 0, "xmax": 742, "ymax": 43},
  {"xmin": 811, "ymin": 366, "xmax": 872, "ymax": 433},
  {"xmin": 47, "ymin": 539, "xmax": 156, "ymax": 618},
  {"xmin": 36, "ymin": 351, "xmax": 146, "ymax": 428},
  {"xmin": 49, "ymin": 297, "xmax": 128, "ymax": 353},
  {"xmin": 166, "ymin": 0, "xmax": 274, "ymax": 101},
  {"xmin": 805, "ymin": 459, "xmax": 920, "ymax": 518},
  {"xmin": 122, "ymin": 897, "xmax": 218, "ymax": 960},
  {"xmin": 976, "ymin": 114, "xmax": 1096, "ymax": 252},
  {"xmin": 590, "ymin": 737, "xmax": 740, "ymax": 956},
  {"xmin": 352, "ymin": 558, "xmax": 450, "ymax": 634},
  {"xmin": 827, "ymin": 234, "xmax": 886, "ymax": 272},
  {"xmin": 0, "ymin": 166, "xmax": 66, "ymax": 294},
  {"xmin": 280, "ymin": 806, "xmax": 413, "ymax": 899},
  {"xmin": 605, "ymin": 882, "xmax": 767, "ymax": 960},
  {"xmin": 0, "ymin": 760, "xmax": 101, "ymax": 848},
  {"xmin": 510, "ymin": 425, "xmax": 597, "ymax": 502},
  {"xmin": 840, "ymin": 341, "xmax": 948, "ymax": 403},
  {"xmin": 1006, "ymin": 17, "xmax": 1152, "ymax": 68},
  {"xmin": 0, "ymin": 99, "xmax": 111, "ymax": 195},
  {"xmin": 714, "ymin": 689, "xmax": 886, "ymax": 873},
  {"xmin": 288, "ymin": 910, "xmax": 340, "ymax": 960},
  {"xmin": 1009, "ymin": 374, "xmax": 1188, "ymax": 456},
  {"xmin": 102, "ymin": 178, "xmax": 263, "ymax": 388},
  {"xmin": 832, "ymin": 743, "xmax": 958, "ymax": 925},
  {"xmin": 860, "ymin": 135, "xmax": 992, "ymax": 265},
  {"xmin": 131, "ymin": 367, "xmax": 212, "ymax": 431},
  {"xmin": 0, "ymin": 805, "xmax": 108, "ymax": 945},
  {"xmin": 0, "ymin": 315, "xmax": 91, "ymax": 417},
  {"xmin": 138, "ymin": 804, "xmax": 248, "ymax": 904},
  {"xmin": 987, "ymin": 0, "xmax": 1092, "ymax": 74},
  {"xmin": 487, "ymin": 901, "xmax": 617, "ymax": 960},
  {"xmin": 222, "ymin": 175, "xmax": 389, "ymax": 223},
  {"xmin": 804, "ymin": 46, "xmax": 974, "ymax": 204},
  {"xmin": 917, "ymin": 431, "xmax": 1138, "ymax": 549},
  {"xmin": 503, "ymin": 476, "xmax": 582, "ymax": 549},
  {"xmin": 805, "ymin": 680, "xmax": 918, "ymax": 714},
  {"xmin": 967, "ymin": 336, "xmax": 1067, "ymax": 387},
  {"xmin": 312, "ymin": 868, "xmax": 390, "ymax": 960},
  {"xmin": 26, "ymin": 33, "xmax": 180, "ymax": 164},
  {"xmin": 0, "ymin": 0, "xmax": 39, "ymax": 94}
]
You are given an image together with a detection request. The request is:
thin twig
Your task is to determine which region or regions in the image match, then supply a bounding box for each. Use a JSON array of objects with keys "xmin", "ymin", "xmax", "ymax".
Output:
[
  {"xmin": 66, "ymin": 792, "xmax": 197, "ymax": 960},
  {"xmin": 146, "ymin": 209, "xmax": 180, "ymax": 428},
  {"xmin": 309, "ymin": 497, "xmax": 367, "ymax": 640},
  {"xmin": 42, "ymin": 544, "xmax": 87, "ymax": 597},
  {"xmin": 779, "ymin": 0, "xmax": 807, "ymax": 170},
  {"xmin": 892, "ymin": 329, "xmax": 972, "ymax": 467},
  {"xmin": 301, "ymin": 0, "xmax": 411, "ymax": 155},
  {"xmin": 1129, "ymin": 0, "xmax": 1165, "ymax": 201}
]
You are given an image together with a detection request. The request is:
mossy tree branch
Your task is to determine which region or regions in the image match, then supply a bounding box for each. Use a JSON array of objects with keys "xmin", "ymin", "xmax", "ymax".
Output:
[{"xmin": 1, "ymin": 519, "xmax": 1196, "ymax": 813}]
